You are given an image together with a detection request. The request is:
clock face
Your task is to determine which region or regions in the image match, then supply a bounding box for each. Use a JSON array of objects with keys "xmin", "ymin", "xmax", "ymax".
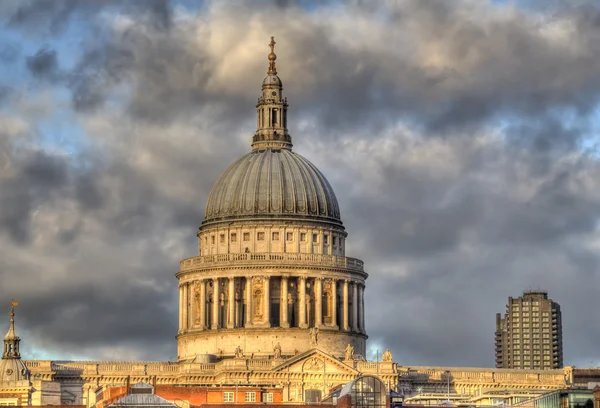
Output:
[{"xmin": 271, "ymin": 91, "xmax": 277, "ymax": 96}]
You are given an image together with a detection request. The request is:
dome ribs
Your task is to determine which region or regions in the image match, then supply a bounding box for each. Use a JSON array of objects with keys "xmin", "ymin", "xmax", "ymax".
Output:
[
  {"xmin": 270, "ymin": 151, "xmax": 283, "ymax": 213},
  {"xmin": 205, "ymin": 154, "xmax": 245, "ymax": 218},
  {"xmin": 257, "ymin": 151, "xmax": 270, "ymax": 213},
  {"xmin": 280, "ymin": 151, "xmax": 296, "ymax": 213},
  {"xmin": 286, "ymin": 151, "xmax": 308, "ymax": 214},
  {"xmin": 303, "ymin": 157, "xmax": 340, "ymax": 219},
  {"xmin": 202, "ymin": 150, "xmax": 343, "ymax": 227},
  {"xmin": 294, "ymin": 154, "xmax": 319, "ymax": 216},
  {"xmin": 222, "ymin": 155, "xmax": 250, "ymax": 216},
  {"xmin": 300, "ymin": 156, "xmax": 328, "ymax": 217}
]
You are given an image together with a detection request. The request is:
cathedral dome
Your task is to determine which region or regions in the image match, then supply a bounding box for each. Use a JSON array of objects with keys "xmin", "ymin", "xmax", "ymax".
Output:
[{"xmin": 203, "ymin": 148, "xmax": 341, "ymax": 226}]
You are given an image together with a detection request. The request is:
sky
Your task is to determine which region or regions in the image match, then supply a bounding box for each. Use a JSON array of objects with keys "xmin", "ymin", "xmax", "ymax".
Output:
[{"xmin": 1, "ymin": 0, "xmax": 600, "ymax": 367}]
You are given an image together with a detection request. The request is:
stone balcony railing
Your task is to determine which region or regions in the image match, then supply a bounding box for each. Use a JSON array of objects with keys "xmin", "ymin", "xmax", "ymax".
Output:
[{"xmin": 180, "ymin": 252, "xmax": 364, "ymax": 273}]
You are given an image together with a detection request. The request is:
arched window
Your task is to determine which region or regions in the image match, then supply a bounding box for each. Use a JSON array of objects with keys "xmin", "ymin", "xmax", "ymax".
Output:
[
  {"xmin": 272, "ymin": 109, "xmax": 278, "ymax": 127},
  {"xmin": 339, "ymin": 375, "xmax": 387, "ymax": 408}
]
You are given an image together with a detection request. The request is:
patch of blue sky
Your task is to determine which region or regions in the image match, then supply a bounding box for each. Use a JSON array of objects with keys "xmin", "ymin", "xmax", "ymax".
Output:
[
  {"xmin": 175, "ymin": 0, "xmax": 209, "ymax": 13},
  {"xmin": 22, "ymin": 342, "xmax": 91, "ymax": 361},
  {"xmin": 578, "ymin": 103, "xmax": 600, "ymax": 158}
]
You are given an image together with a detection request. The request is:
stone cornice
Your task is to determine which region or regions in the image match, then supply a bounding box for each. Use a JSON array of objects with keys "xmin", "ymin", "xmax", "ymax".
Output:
[{"xmin": 178, "ymin": 270, "xmax": 367, "ymax": 286}]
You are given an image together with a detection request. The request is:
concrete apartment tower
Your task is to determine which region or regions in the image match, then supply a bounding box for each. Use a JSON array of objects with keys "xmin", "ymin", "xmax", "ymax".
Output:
[{"xmin": 495, "ymin": 291, "xmax": 563, "ymax": 369}]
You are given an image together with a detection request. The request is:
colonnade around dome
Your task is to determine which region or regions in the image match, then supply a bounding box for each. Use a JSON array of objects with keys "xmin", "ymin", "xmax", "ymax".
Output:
[{"xmin": 176, "ymin": 269, "xmax": 367, "ymax": 359}]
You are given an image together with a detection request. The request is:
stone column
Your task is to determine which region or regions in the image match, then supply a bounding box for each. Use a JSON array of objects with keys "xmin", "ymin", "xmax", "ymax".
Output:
[
  {"xmin": 280, "ymin": 276, "xmax": 289, "ymax": 328},
  {"xmin": 315, "ymin": 278, "xmax": 323, "ymax": 328},
  {"xmin": 199, "ymin": 279, "xmax": 206, "ymax": 330},
  {"xmin": 228, "ymin": 277, "xmax": 235, "ymax": 329},
  {"xmin": 182, "ymin": 283, "xmax": 189, "ymax": 331},
  {"xmin": 264, "ymin": 276, "xmax": 271, "ymax": 327},
  {"xmin": 299, "ymin": 277, "xmax": 307, "ymax": 328},
  {"xmin": 358, "ymin": 283, "xmax": 365, "ymax": 333},
  {"xmin": 178, "ymin": 285, "xmax": 183, "ymax": 332},
  {"xmin": 245, "ymin": 277, "xmax": 252, "ymax": 328},
  {"xmin": 342, "ymin": 280, "xmax": 349, "ymax": 331},
  {"xmin": 212, "ymin": 278, "xmax": 219, "ymax": 330},
  {"xmin": 352, "ymin": 281, "xmax": 359, "ymax": 332},
  {"xmin": 331, "ymin": 279, "xmax": 338, "ymax": 328}
]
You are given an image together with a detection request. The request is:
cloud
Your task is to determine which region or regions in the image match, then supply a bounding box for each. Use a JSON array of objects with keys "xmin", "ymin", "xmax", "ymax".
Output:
[
  {"xmin": 26, "ymin": 47, "xmax": 58, "ymax": 78},
  {"xmin": 1, "ymin": 0, "xmax": 600, "ymax": 367}
]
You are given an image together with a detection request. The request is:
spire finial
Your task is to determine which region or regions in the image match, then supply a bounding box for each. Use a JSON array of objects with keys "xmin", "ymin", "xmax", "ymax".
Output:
[
  {"xmin": 268, "ymin": 36, "xmax": 277, "ymax": 75},
  {"xmin": 8, "ymin": 300, "xmax": 18, "ymax": 335},
  {"xmin": 10, "ymin": 300, "xmax": 17, "ymax": 316}
]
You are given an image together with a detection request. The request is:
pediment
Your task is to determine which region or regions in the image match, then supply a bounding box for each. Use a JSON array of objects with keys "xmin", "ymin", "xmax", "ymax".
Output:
[{"xmin": 273, "ymin": 348, "xmax": 359, "ymax": 375}]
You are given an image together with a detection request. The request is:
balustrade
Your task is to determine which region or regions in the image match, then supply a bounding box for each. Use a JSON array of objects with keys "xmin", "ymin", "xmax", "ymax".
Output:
[{"xmin": 180, "ymin": 252, "xmax": 364, "ymax": 272}]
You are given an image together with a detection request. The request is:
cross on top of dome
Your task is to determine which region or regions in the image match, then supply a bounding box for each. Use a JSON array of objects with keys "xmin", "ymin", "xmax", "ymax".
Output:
[
  {"xmin": 252, "ymin": 37, "xmax": 292, "ymax": 151},
  {"xmin": 268, "ymin": 36, "xmax": 277, "ymax": 75}
]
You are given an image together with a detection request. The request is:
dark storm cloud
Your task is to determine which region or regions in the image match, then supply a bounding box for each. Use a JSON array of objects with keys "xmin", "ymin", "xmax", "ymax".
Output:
[
  {"xmin": 26, "ymin": 47, "xmax": 58, "ymax": 78},
  {"xmin": 0, "ymin": 148, "xmax": 69, "ymax": 244},
  {"xmin": 3, "ymin": 0, "xmax": 600, "ymax": 366},
  {"xmin": 5, "ymin": 0, "xmax": 174, "ymax": 35}
]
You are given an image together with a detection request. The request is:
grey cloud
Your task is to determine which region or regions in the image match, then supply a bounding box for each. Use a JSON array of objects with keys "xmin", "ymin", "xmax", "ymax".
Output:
[
  {"xmin": 2, "ymin": 0, "xmax": 600, "ymax": 367},
  {"xmin": 26, "ymin": 47, "xmax": 58, "ymax": 78}
]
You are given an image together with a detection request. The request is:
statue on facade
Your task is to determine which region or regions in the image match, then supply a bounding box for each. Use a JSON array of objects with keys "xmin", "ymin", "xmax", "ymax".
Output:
[
  {"xmin": 309, "ymin": 327, "xmax": 319, "ymax": 346},
  {"xmin": 382, "ymin": 349, "xmax": 393, "ymax": 362},
  {"xmin": 344, "ymin": 344, "xmax": 354, "ymax": 361},
  {"xmin": 234, "ymin": 346, "xmax": 244, "ymax": 359},
  {"xmin": 273, "ymin": 342, "xmax": 282, "ymax": 359},
  {"xmin": 193, "ymin": 284, "xmax": 202, "ymax": 323}
]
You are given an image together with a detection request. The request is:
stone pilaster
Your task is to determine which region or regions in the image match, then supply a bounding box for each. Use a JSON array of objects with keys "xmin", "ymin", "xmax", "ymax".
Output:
[
  {"xmin": 183, "ymin": 282, "xmax": 189, "ymax": 331},
  {"xmin": 352, "ymin": 281, "xmax": 359, "ymax": 332},
  {"xmin": 299, "ymin": 277, "xmax": 307, "ymax": 328},
  {"xmin": 245, "ymin": 277, "xmax": 252, "ymax": 328},
  {"xmin": 212, "ymin": 278, "xmax": 219, "ymax": 330},
  {"xmin": 315, "ymin": 277, "xmax": 323, "ymax": 327},
  {"xmin": 264, "ymin": 276, "xmax": 271, "ymax": 327},
  {"xmin": 331, "ymin": 279, "xmax": 338, "ymax": 328},
  {"xmin": 228, "ymin": 277, "xmax": 235, "ymax": 329},
  {"xmin": 199, "ymin": 279, "xmax": 206, "ymax": 330},
  {"xmin": 358, "ymin": 283, "xmax": 365, "ymax": 333},
  {"xmin": 280, "ymin": 276, "xmax": 289, "ymax": 328},
  {"xmin": 343, "ymin": 279, "xmax": 349, "ymax": 331},
  {"xmin": 178, "ymin": 285, "xmax": 183, "ymax": 332}
]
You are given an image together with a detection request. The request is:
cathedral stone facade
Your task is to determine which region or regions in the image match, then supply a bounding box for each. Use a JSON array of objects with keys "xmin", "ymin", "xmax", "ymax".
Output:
[
  {"xmin": 0, "ymin": 38, "xmax": 590, "ymax": 407},
  {"xmin": 176, "ymin": 37, "xmax": 366, "ymax": 362}
]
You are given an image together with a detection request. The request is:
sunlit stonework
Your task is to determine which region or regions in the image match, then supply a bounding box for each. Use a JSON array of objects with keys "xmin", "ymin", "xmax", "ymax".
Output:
[
  {"xmin": 0, "ymin": 38, "xmax": 593, "ymax": 407},
  {"xmin": 176, "ymin": 36, "xmax": 367, "ymax": 362}
]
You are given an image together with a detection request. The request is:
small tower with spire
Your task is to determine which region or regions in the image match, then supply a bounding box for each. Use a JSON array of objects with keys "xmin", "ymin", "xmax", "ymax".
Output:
[
  {"xmin": 252, "ymin": 37, "xmax": 292, "ymax": 151},
  {"xmin": 3, "ymin": 301, "xmax": 20, "ymax": 359}
]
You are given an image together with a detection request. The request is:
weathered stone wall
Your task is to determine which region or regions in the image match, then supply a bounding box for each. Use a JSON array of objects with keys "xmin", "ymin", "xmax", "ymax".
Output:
[{"xmin": 177, "ymin": 327, "xmax": 366, "ymax": 360}]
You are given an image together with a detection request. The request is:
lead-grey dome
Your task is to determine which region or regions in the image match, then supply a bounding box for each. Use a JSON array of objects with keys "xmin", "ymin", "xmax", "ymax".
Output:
[{"xmin": 203, "ymin": 149, "xmax": 342, "ymax": 226}]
